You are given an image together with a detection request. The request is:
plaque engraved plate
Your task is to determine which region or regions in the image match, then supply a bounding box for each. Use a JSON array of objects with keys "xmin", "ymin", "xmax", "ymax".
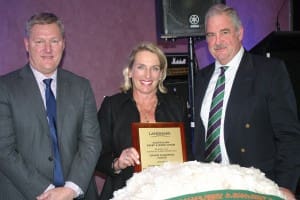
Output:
[{"xmin": 131, "ymin": 122, "xmax": 187, "ymax": 172}]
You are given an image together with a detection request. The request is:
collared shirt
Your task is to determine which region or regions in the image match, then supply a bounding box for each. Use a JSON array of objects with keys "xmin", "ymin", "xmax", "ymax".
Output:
[
  {"xmin": 30, "ymin": 66, "xmax": 57, "ymax": 108},
  {"xmin": 200, "ymin": 47, "xmax": 244, "ymax": 164},
  {"xmin": 30, "ymin": 66, "xmax": 83, "ymax": 198}
]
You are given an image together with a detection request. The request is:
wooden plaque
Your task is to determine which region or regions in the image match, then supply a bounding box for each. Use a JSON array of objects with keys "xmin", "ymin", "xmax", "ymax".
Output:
[{"xmin": 131, "ymin": 122, "xmax": 187, "ymax": 172}]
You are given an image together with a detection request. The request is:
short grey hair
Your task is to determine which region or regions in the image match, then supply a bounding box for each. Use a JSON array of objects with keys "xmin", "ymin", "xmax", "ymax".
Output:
[
  {"xmin": 205, "ymin": 4, "xmax": 243, "ymax": 31},
  {"xmin": 25, "ymin": 12, "xmax": 64, "ymax": 38}
]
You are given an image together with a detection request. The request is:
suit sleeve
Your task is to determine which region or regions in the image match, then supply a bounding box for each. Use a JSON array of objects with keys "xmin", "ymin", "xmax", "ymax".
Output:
[
  {"xmin": 270, "ymin": 60, "xmax": 300, "ymax": 191},
  {"xmin": 65, "ymin": 81, "xmax": 102, "ymax": 192},
  {"xmin": 96, "ymin": 96, "xmax": 117, "ymax": 176},
  {"xmin": 0, "ymin": 79, "xmax": 50, "ymax": 199}
]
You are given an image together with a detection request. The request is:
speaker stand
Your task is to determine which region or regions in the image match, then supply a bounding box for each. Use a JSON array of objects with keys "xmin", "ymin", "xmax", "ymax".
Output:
[{"xmin": 187, "ymin": 37, "xmax": 196, "ymax": 142}]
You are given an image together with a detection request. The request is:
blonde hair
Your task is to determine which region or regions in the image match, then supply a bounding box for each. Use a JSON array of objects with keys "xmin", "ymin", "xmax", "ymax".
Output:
[{"xmin": 120, "ymin": 42, "xmax": 167, "ymax": 93}]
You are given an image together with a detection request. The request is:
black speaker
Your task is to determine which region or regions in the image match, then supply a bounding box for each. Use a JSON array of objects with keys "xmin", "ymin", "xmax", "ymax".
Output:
[
  {"xmin": 156, "ymin": 0, "xmax": 225, "ymax": 39},
  {"xmin": 165, "ymin": 78, "xmax": 188, "ymax": 103},
  {"xmin": 292, "ymin": 0, "xmax": 300, "ymax": 30}
]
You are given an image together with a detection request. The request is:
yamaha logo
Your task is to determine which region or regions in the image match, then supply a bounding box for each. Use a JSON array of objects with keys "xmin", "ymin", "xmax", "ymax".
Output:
[{"xmin": 189, "ymin": 14, "xmax": 200, "ymax": 28}]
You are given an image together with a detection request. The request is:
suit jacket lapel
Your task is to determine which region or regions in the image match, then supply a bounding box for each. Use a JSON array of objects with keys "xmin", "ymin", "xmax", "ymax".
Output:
[
  {"xmin": 56, "ymin": 69, "xmax": 69, "ymax": 140},
  {"xmin": 194, "ymin": 64, "xmax": 215, "ymax": 158},
  {"xmin": 224, "ymin": 52, "xmax": 256, "ymax": 142},
  {"xmin": 196, "ymin": 64, "xmax": 215, "ymax": 112},
  {"xmin": 19, "ymin": 65, "xmax": 49, "ymax": 132}
]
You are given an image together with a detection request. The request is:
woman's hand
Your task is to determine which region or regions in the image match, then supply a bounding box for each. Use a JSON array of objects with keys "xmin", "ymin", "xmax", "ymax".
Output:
[{"xmin": 114, "ymin": 147, "xmax": 140, "ymax": 171}]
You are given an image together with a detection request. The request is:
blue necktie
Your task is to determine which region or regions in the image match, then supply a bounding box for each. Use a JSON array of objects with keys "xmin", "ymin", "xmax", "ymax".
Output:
[
  {"xmin": 205, "ymin": 66, "xmax": 228, "ymax": 163},
  {"xmin": 43, "ymin": 78, "xmax": 65, "ymax": 187}
]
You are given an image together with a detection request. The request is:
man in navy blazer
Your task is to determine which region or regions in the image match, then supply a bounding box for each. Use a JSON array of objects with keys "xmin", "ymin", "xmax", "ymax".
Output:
[
  {"xmin": 193, "ymin": 4, "xmax": 300, "ymax": 199},
  {"xmin": 0, "ymin": 13, "xmax": 101, "ymax": 199}
]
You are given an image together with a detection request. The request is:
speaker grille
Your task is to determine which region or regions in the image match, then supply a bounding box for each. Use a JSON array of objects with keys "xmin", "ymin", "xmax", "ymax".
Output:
[{"xmin": 157, "ymin": 0, "xmax": 225, "ymax": 39}]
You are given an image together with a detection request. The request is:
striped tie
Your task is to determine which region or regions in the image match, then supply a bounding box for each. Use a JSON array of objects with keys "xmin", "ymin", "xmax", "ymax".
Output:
[{"xmin": 205, "ymin": 66, "xmax": 227, "ymax": 163}]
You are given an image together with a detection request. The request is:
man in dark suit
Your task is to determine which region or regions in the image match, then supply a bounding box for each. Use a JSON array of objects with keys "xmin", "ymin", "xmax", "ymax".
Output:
[
  {"xmin": 0, "ymin": 13, "xmax": 101, "ymax": 199},
  {"xmin": 193, "ymin": 4, "xmax": 300, "ymax": 199}
]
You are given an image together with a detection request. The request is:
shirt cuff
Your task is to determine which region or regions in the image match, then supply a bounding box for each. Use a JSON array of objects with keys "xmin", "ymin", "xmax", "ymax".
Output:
[
  {"xmin": 45, "ymin": 184, "xmax": 55, "ymax": 192},
  {"xmin": 44, "ymin": 181, "xmax": 83, "ymax": 198},
  {"xmin": 65, "ymin": 181, "xmax": 84, "ymax": 198}
]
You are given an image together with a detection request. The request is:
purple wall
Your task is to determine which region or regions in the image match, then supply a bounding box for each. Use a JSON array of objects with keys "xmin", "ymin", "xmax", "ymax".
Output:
[{"xmin": 0, "ymin": 0, "xmax": 290, "ymax": 108}]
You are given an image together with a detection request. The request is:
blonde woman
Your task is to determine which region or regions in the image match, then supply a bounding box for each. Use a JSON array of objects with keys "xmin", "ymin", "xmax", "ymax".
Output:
[{"xmin": 96, "ymin": 42, "xmax": 191, "ymax": 199}]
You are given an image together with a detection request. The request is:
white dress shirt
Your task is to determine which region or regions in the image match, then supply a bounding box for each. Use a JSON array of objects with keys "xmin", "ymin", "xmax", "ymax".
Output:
[{"xmin": 200, "ymin": 47, "xmax": 244, "ymax": 164}]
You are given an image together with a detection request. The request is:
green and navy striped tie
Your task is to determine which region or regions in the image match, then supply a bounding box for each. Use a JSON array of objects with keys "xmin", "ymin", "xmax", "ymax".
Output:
[{"xmin": 205, "ymin": 66, "xmax": 228, "ymax": 162}]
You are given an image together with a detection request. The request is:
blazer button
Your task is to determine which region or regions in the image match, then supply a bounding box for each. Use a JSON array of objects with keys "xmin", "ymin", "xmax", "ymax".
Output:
[
  {"xmin": 48, "ymin": 156, "xmax": 53, "ymax": 161},
  {"xmin": 240, "ymin": 148, "xmax": 246, "ymax": 153},
  {"xmin": 245, "ymin": 123, "xmax": 250, "ymax": 128}
]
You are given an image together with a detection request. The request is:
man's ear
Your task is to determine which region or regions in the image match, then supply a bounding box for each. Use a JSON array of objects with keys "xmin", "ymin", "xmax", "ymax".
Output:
[
  {"xmin": 24, "ymin": 38, "xmax": 29, "ymax": 52},
  {"xmin": 238, "ymin": 26, "xmax": 244, "ymax": 41},
  {"xmin": 62, "ymin": 39, "xmax": 66, "ymax": 51}
]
